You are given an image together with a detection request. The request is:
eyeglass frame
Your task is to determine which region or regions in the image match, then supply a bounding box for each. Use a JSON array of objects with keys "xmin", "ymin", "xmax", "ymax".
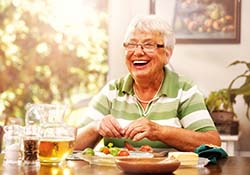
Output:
[{"xmin": 123, "ymin": 42, "xmax": 165, "ymax": 52}]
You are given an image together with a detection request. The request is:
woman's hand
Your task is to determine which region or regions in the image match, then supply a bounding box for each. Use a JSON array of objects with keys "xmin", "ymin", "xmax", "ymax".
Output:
[
  {"xmin": 97, "ymin": 115, "xmax": 124, "ymax": 138},
  {"xmin": 123, "ymin": 117, "xmax": 161, "ymax": 141}
]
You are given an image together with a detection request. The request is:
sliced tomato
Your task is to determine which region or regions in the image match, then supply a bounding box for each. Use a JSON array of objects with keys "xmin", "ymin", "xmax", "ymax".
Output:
[
  {"xmin": 139, "ymin": 145, "xmax": 153, "ymax": 153},
  {"xmin": 124, "ymin": 141, "xmax": 136, "ymax": 151},
  {"xmin": 118, "ymin": 149, "xmax": 130, "ymax": 156},
  {"xmin": 102, "ymin": 147, "xmax": 110, "ymax": 154}
]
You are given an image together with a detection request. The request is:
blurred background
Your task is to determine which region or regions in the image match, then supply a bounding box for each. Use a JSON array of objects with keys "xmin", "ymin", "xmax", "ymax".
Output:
[
  {"xmin": 0, "ymin": 0, "xmax": 108, "ymax": 126},
  {"xmin": 0, "ymin": 0, "xmax": 249, "ymax": 155}
]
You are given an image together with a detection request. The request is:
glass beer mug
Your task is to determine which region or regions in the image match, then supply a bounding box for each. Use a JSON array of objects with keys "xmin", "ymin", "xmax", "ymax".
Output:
[{"xmin": 26, "ymin": 104, "xmax": 75, "ymax": 165}]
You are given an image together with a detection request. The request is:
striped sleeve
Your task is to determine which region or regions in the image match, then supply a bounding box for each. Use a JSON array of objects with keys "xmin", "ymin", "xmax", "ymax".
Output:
[
  {"xmin": 84, "ymin": 80, "xmax": 117, "ymax": 122},
  {"xmin": 177, "ymin": 77, "xmax": 216, "ymax": 131}
]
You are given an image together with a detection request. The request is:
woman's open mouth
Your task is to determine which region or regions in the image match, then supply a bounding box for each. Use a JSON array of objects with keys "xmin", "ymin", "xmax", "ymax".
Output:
[{"xmin": 133, "ymin": 60, "xmax": 149, "ymax": 66}]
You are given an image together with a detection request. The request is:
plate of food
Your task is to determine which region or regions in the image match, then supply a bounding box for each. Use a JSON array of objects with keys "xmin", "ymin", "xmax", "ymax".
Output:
[
  {"xmin": 76, "ymin": 151, "xmax": 153, "ymax": 166},
  {"xmin": 75, "ymin": 143, "xmax": 154, "ymax": 166},
  {"xmin": 115, "ymin": 157, "xmax": 181, "ymax": 174}
]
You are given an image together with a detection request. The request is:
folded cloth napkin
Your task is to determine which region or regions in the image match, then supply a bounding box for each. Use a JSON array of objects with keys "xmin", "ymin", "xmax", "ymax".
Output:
[{"xmin": 194, "ymin": 144, "xmax": 228, "ymax": 164}]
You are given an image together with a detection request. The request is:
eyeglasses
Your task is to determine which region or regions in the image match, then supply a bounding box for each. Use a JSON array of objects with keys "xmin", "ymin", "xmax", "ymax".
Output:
[{"xmin": 123, "ymin": 42, "xmax": 164, "ymax": 52}]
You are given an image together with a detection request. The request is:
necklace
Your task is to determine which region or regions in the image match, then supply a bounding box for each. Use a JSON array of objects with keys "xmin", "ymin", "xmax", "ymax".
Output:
[{"xmin": 133, "ymin": 79, "xmax": 163, "ymax": 104}]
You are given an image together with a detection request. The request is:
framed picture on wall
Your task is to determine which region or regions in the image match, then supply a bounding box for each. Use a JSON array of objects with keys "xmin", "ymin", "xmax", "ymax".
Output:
[{"xmin": 172, "ymin": 0, "xmax": 241, "ymax": 44}]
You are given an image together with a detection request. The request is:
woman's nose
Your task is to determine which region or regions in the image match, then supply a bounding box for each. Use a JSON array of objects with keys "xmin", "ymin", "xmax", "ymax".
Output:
[{"xmin": 133, "ymin": 45, "xmax": 144, "ymax": 56}]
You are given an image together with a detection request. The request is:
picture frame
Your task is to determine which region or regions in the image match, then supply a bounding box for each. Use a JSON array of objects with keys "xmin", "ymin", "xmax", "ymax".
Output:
[{"xmin": 172, "ymin": 0, "xmax": 241, "ymax": 44}]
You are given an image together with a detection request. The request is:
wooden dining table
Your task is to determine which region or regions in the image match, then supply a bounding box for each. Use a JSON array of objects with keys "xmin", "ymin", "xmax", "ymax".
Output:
[{"xmin": 0, "ymin": 154, "xmax": 249, "ymax": 175}]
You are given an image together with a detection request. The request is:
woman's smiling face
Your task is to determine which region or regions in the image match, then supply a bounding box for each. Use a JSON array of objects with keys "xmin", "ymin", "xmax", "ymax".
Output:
[{"xmin": 125, "ymin": 30, "xmax": 171, "ymax": 80}]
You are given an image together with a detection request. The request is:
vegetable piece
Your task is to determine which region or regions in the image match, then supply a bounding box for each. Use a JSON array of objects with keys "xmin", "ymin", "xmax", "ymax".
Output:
[
  {"xmin": 124, "ymin": 141, "xmax": 136, "ymax": 151},
  {"xmin": 82, "ymin": 148, "xmax": 95, "ymax": 156},
  {"xmin": 109, "ymin": 147, "xmax": 120, "ymax": 156},
  {"xmin": 118, "ymin": 149, "xmax": 130, "ymax": 156},
  {"xmin": 139, "ymin": 145, "xmax": 153, "ymax": 153},
  {"xmin": 99, "ymin": 143, "xmax": 122, "ymax": 156},
  {"xmin": 107, "ymin": 142, "xmax": 114, "ymax": 148},
  {"xmin": 102, "ymin": 147, "xmax": 110, "ymax": 154}
]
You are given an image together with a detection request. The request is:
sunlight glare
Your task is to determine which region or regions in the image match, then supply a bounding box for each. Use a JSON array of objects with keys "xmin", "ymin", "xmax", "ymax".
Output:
[
  {"xmin": 63, "ymin": 168, "xmax": 71, "ymax": 175},
  {"xmin": 48, "ymin": 0, "xmax": 95, "ymax": 36},
  {"xmin": 36, "ymin": 42, "xmax": 49, "ymax": 56}
]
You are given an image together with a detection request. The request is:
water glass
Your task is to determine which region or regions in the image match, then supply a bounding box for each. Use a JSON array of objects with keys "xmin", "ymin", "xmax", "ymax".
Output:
[{"xmin": 3, "ymin": 125, "xmax": 23, "ymax": 165}]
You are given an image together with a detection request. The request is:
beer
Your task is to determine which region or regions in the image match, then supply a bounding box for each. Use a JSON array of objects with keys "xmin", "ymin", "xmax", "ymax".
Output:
[{"xmin": 39, "ymin": 138, "xmax": 75, "ymax": 164}]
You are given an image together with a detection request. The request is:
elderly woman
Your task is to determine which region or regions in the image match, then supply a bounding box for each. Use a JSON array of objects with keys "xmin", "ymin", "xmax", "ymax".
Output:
[{"xmin": 75, "ymin": 15, "xmax": 221, "ymax": 151}]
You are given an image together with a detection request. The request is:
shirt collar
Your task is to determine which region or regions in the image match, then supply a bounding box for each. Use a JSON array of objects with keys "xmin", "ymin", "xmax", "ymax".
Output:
[{"xmin": 121, "ymin": 66, "xmax": 179, "ymax": 97}]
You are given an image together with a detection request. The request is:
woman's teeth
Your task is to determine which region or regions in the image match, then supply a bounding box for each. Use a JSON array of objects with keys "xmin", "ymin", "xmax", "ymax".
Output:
[{"xmin": 133, "ymin": 60, "xmax": 148, "ymax": 65}]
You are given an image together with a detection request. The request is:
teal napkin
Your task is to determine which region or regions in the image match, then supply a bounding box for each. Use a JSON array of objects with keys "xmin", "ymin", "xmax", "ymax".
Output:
[{"xmin": 194, "ymin": 144, "xmax": 228, "ymax": 164}]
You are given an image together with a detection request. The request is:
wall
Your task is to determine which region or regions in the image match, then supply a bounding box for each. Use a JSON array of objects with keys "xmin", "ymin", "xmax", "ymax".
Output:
[{"xmin": 108, "ymin": 0, "xmax": 250, "ymax": 152}]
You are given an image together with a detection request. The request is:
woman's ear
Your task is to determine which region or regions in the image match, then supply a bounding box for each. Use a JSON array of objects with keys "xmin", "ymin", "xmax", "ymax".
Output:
[
  {"xmin": 164, "ymin": 48, "xmax": 173, "ymax": 65},
  {"xmin": 165, "ymin": 48, "xmax": 173, "ymax": 58}
]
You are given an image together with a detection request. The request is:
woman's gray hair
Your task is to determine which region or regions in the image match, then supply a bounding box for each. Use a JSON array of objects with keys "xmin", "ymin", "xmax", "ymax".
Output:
[{"xmin": 123, "ymin": 15, "xmax": 176, "ymax": 49}]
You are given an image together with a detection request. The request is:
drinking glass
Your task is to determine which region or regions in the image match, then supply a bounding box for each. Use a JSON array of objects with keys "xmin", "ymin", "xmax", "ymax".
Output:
[{"xmin": 3, "ymin": 125, "xmax": 23, "ymax": 165}]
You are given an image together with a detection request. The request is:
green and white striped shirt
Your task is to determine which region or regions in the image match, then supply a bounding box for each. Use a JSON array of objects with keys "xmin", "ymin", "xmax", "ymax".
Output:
[{"xmin": 84, "ymin": 67, "xmax": 216, "ymax": 148}]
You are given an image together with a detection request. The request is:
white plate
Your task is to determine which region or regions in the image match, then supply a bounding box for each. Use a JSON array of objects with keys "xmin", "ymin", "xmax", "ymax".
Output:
[{"xmin": 75, "ymin": 151, "xmax": 153, "ymax": 166}]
